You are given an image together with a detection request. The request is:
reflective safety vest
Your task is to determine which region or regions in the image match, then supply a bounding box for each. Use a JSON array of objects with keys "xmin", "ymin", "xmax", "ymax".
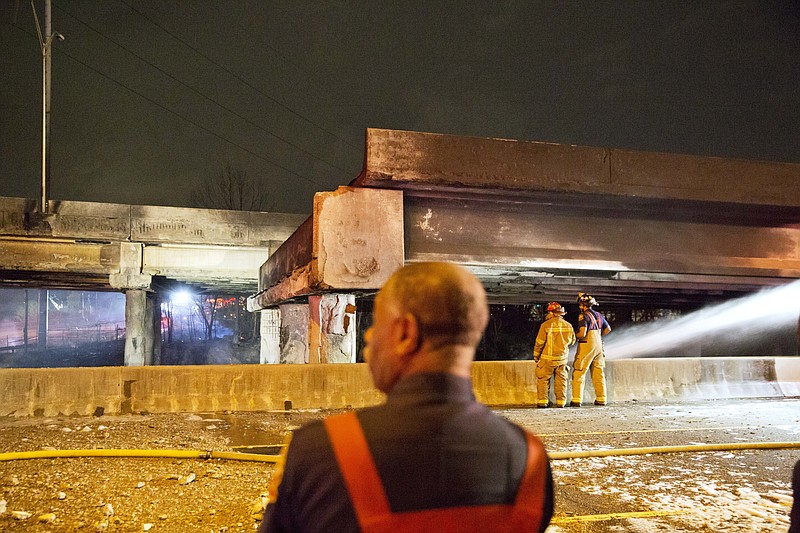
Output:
[{"xmin": 323, "ymin": 411, "xmax": 548, "ymax": 533}]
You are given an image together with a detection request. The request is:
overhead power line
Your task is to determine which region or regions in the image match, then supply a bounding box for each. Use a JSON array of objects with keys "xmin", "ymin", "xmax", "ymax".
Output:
[
  {"xmin": 62, "ymin": 51, "xmax": 329, "ymax": 189},
  {"xmin": 119, "ymin": 0, "xmax": 360, "ymax": 151},
  {"xmin": 54, "ymin": 3, "xmax": 351, "ymax": 176},
  {"xmin": 5, "ymin": 20, "xmax": 329, "ymax": 189}
]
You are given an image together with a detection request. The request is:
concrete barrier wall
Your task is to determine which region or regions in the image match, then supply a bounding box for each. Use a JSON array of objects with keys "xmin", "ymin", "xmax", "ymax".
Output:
[
  {"xmin": 605, "ymin": 357, "xmax": 793, "ymax": 403},
  {"xmin": 0, "ymin": 357, "xmax": 798, "ymax": 417},
  {"xmin": 0, "ymin": 364, "xmax": 385, "ymax": 417},
  {"xmin": 775, "ymin": 357, "xmax": 800, "ymax": 397}
]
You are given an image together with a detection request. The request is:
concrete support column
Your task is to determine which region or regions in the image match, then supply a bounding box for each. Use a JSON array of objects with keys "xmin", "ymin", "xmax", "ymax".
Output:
[
  {"xmin": 37, "ymin": 288, "xmax": 48, "ymax": 349},
  {"xmin": 150, "ymin": 291, "xmax": 162, "ymax": 365},
  {"xmin": 279, "ymin": 303, "xmax": 308, "ymax": 364},
  {"xmin": 260, "ymin": 309, "xmax": 281, "ymax": 364},
  {"xmin": 125, "ymin": 290, "xmax": 155, "ymax": 366},
  {"xmin": 309, "ymin": 294, "xmax": 357, "ymax": 363}
]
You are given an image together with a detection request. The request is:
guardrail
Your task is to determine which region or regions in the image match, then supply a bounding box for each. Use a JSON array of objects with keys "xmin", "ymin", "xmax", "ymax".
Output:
[{"xmin": 1, "ymin": 323, "xmax": 125, "ymax": 352}]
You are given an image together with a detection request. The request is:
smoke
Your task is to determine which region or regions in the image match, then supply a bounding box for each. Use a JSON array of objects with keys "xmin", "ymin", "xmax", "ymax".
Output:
[{"xmin": 604, "ymin": 279, "xmax": 800, "ymax": 359}]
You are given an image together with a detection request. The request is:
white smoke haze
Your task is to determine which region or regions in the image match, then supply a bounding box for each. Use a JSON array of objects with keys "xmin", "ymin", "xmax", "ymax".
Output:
[{"xmin": 604, "ymin": 279, "xmax": 800, "ymax": 359}]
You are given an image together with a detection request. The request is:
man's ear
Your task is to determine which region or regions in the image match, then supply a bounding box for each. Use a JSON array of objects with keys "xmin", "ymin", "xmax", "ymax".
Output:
[{"xmin": 395, "ymin": 312, "xmax": 421, "ymax": 358}]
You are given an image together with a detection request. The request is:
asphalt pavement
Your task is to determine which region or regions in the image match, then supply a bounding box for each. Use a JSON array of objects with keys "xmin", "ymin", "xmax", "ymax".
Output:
[
  {"xmin": 500, "ymin": 397, "xmax": 800, "ymax": 532},
  {"xmin": 0, "ymin": 397, "xmax": 796, "ymax": 532}
]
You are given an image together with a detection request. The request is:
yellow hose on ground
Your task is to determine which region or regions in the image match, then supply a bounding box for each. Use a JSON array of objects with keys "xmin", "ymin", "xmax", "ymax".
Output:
[
  {"xmin": 548, "ymin": 441, "xmax": 800, "ymax": 460},
  {"xmin": 0, "ymin": 449, "xmax": 280, "ymax": 463},
  {"xmin": 210, "ymin": 450, "xmax": 281, "ymax": 463},
  {"xmin": 1, "ymin": 441, "xmax": 798, "ymax": 463}
]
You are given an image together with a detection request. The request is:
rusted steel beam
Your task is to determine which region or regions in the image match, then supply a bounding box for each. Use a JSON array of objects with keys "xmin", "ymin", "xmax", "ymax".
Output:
[
  {"xmin": 251, "ymin": 129, "xmax": 799, "ymax": 308},
  {"xmin": 405, "ymin": 196, "xmax": 799, "ymax": 276},
  {"xmin": 258, "ymin": 216, "xmax": 314, "ymax": 295}
]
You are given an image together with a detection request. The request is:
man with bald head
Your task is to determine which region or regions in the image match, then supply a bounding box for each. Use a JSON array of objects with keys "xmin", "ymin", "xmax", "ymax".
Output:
[{"xmin": 260, "ymin": 262, "xmax": 554, "ymax": 532}]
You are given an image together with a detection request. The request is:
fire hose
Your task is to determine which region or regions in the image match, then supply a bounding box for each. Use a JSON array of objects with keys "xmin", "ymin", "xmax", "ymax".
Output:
[{"xmin": 0, "ymin": 440, "xmax": 798, "ymax": 463}]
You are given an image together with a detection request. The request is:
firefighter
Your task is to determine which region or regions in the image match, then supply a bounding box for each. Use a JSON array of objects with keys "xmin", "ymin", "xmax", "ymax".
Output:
[
  {"xmin": 260, "ymin": 262, "xmax": 553, "ymax": 532},
  {"xmin": 570, "ymin": 293, "xmax": 612, "ymax": 407},
  {"xmin": 533, "ymin": 302, "xmax": 576, "ymax": 408}
]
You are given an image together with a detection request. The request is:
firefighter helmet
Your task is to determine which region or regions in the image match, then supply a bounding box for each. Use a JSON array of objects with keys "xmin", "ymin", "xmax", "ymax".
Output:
[
  {"xmin": 576, "ymin": 293, "xmax": 598, "ymax": 307},
  {"xmin": 546, "ymin": 302, "xmax": 566, "ymax": 315}
]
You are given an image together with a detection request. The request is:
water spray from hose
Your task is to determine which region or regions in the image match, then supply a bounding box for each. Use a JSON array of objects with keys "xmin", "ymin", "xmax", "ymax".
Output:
[{"xmin": 604, "ymin": 279, "xmax": 800, "ymax": 359}]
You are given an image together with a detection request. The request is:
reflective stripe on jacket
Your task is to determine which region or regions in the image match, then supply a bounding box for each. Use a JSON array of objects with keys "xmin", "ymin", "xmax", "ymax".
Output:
[{"xmin": 324, "ymin": 411, "xmax": 549, "ymax": 533}]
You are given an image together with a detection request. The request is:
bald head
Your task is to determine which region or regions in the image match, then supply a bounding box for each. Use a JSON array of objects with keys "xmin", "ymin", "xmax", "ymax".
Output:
[
  {"xmin": 364, "ymin": 262, "xmax": 490, "ymax": 392},
  {"xmin": 380, "ymin": 262, "xmax": 489, "ymax": 349}
]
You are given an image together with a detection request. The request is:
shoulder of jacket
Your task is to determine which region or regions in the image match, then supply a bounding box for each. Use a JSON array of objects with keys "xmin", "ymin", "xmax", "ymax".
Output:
[{"xmin": 286, "ymin": 419, "xmax": 329, "ymax": 453}]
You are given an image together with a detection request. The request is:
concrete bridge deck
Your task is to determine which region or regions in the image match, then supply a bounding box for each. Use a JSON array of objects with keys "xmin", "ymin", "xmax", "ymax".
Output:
[
  {"xmin": 2, "ymin": 129, "xmax": 799, "ymax": 368},
  {"xmin": 0, "ymin": 198, "xmax": 307, "ymax": 365},
  {"xmin": 1, "ymin": 357, "xmax": 797, "ymax": 417},
  {"xmin": 251, "ymin": 128, "xmax": 800, "ymax": 310},
  {"xmin": 0, "ymin": 197, "xmax": 306, "ymax": 293}
]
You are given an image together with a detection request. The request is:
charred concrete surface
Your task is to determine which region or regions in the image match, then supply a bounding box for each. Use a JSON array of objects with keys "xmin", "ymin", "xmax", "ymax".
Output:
[
  {"xmin": 249, "ymin": 187, "xmax": 403, "ymax": 309},
  {"xmin": 355, "ymin": 128, "xmax": 799, "ymax": 207}
]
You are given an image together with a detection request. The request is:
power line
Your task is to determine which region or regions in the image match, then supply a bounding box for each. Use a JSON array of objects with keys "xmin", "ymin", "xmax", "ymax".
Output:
[
  {"xmin": 54, "ymin": 3, "xmax": 351, "ymax": 176},
  {"xmin": 4, "ymin": 20, "xmax": 330, "ymax": 190},
  {"xmin": 119, "ymin": 0, "xmax": 361, "ymax": 151},
  {"xmin": 61, "ymin": 52, "xmax": 329, "ymax": 189}
]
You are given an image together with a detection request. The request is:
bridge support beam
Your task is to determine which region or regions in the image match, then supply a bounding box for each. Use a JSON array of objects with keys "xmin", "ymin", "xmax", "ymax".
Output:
[
  {"xmin": 124, "ymin": 289, "xmax": 156, "ymax": 366},
  {"xmin": 309, "ymin": 293, "xmax": 357, "ymax": 363},
  {"xmin": 259, "ymin": 309, "xmax": 281, "ymax": 364},
  {"xmin": 258, "ymin": 294, "xmax": 358, "ymax": 364},
  {"xmin": 248, "ymin": 187, "xmax": 404, "ymax": 309},
  {"xmin": 278, "ymin": 303, "xmax": 309, "ymax": 364}
]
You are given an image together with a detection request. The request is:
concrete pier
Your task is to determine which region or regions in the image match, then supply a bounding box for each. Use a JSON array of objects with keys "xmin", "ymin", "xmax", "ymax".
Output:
[
  {"xmin": 0, "ymin": 357, "xmax": 797, "ymax": 417},
  {"xmin": 123, "ymin": 290, "xmax": 155, "ymax": 366},
  {"xmin": 259, "ymin": 309, "xmax": 281, "ymax": 364},
  {"xmin": 278, "ymin": 304, "xmax": 309, "ymax": 364},
  {"xmin": 309, "ymin": 293, "xmax": 357, "ymax": 363}
]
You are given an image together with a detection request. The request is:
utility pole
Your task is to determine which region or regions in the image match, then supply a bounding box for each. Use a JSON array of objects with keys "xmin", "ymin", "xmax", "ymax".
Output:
[{"xmin": 31, "ymin": 0, "xmax": 63, "ymax": 214}]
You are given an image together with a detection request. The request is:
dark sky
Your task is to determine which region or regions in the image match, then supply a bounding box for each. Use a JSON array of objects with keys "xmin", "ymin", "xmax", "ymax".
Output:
[{"xmin": 2, "ymin": 1, "xmax": 798, "ymax": 214}]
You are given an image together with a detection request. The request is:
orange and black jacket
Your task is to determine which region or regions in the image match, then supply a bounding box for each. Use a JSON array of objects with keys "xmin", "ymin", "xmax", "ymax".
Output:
[{"xmin": 260, "ymin": 373, "xmax": 554, "ymax": 532}]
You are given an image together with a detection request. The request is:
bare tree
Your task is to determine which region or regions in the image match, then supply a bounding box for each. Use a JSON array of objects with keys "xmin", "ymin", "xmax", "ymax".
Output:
[
  {"xmin": 191, "ymin": 163, "xmax": 272, "ymax": 211},
  {"xmin": 195, "ymin": 295, "xmax": 220, "ymax": 341}
]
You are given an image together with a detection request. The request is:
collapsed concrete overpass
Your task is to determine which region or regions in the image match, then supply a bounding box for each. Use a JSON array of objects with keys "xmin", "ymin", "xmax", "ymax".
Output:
[{"xmin": 248, "ymin": 128, "xmax": 800, "ymax": 364}]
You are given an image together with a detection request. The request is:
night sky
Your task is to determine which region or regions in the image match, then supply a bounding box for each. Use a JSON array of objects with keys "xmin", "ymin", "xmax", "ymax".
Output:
[{"xmin": 1, "ymin": 1, "xmax": 798, "ymax": 214}]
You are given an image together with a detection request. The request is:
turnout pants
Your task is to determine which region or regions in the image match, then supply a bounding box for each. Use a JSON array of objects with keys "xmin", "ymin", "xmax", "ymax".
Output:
[
  {"xmin": 571, "ymin": 330, "xmax": 606, "ymax": 404},
  {"xmin": 536, "ymin": 358, "xmax": 568, "ymax": 407}
]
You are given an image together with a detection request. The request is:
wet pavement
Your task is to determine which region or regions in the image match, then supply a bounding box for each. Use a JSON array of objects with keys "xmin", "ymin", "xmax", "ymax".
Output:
[
  {"xmin": 503, "ymin": 397, "xmax": 800, "ymax": 532},
  {"xmin": 187, "ymin": 397, "xmax": 800, "ymax": 531},
  {"xmin": 0, "ymin": 398, "xmax": 797, "ymax": 532}
]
